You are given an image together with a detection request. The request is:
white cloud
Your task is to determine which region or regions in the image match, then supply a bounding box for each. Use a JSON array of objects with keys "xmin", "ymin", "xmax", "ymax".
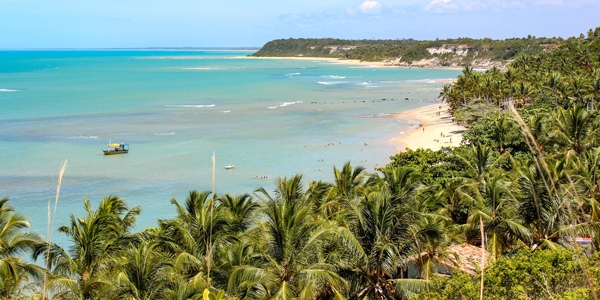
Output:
[
  {"xmin": 359, "ymin": 1, "xmax": 382, "ymax": 13},
  {"xmin": 534, "ymin": 0, "xmax": 563, "ymax": 4},
  {"xmin": 425, "ymin": 0, "xmax": 458, "ymax": 11}
]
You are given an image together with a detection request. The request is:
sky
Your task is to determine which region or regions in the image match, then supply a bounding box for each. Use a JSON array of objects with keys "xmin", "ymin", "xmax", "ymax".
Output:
[{"xmin": 0, "ymin": 0, "xmax": 598, "ymax": 48}]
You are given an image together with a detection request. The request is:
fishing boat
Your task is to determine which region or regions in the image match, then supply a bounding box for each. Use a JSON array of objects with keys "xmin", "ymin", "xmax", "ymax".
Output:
[
  {"xmin": 225, "ymin": 164, "xmax": 234, "ymax": 169},
  {"xmin": 103, "ymin": 143, "xmax": 129, "ymax": 155}
]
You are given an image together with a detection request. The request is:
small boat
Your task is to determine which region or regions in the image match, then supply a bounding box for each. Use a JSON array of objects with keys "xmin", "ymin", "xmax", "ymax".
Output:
[
  {"xmin": 225, "ymin": 164, "xmax": 234, "ymax": 169},
  {"xmin": 103, "ymin": 143, "xmax": 129, "ymax": 155}
]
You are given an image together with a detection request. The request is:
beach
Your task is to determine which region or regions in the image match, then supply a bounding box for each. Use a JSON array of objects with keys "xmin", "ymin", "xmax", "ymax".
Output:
[
  {"xmin": 391, "ymin": 103, "xmax": 467, "ymax": 152},
  {"xmin": 235, "ymin": 56, "xmax": 464, "ymax": 70}
]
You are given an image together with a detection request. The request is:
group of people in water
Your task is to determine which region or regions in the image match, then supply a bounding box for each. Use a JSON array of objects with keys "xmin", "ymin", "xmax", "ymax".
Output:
[{"xmin": 254, "ymin": 141, "xmax": 374, "ymax": 179}]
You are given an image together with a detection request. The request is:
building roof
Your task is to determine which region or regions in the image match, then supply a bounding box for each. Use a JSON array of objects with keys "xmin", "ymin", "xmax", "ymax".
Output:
[
  {"xmin": 411, "ymin": 243, "xmax": 491, "ymax": 276},
  {"xmin": 440, "ymin": 244, "xmax": 491, "ymax": 276}
]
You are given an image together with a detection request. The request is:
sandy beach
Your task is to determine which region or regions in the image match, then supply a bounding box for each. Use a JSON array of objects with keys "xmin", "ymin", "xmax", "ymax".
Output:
[
  {"xmin": 235, "ymin": 56, "xmax": 463, "ymax": 70},
  {"xmin": 391, "ymin": 103, "xmax": 467, "ymax": 152}
]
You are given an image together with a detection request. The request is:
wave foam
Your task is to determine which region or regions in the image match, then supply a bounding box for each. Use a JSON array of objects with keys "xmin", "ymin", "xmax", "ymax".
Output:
[
  {"xmin": 155, "ymin": 132, "xmax": 175, "ymax": 136},
  {"xmin": 181, "ymin": 67, "xmax": 223, "ymax": 70},
  {"xmin": 165, "ymin": 104, "xmax": 215, "ymax": 108},
  {"xmin": 222, "ymin": 110, "xmax": 231, "ymax": 113},
  {"xmin": 268, "ymin": 106, "xmax": 278, "ymax": 109},
  {"xmin": 280, "ymin": 101, "xmax": 301, "ymax": 107},
  {"xmin": 321, "ymin": 75, "xmax": 346, "ymax": 79},
  {"xmin": 0, "ymin": 89, "xmax": 18, "ymax": 92},
  {"xmin": 406, "ymin": 79, "xmax": 436, "ymax": 84},
  {"xmin": 72, "ymin": 135, "xmax": 98, "ymax": 139}
]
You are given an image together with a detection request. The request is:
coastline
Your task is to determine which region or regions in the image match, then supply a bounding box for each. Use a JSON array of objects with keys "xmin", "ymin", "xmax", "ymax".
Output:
[
  {"xmin": 390, "ymin": 103, "xmax": 467, "ymax": 152},
  {"xmin": 235, "ymin": 56, "xmax": 464, "ymax": 70}
]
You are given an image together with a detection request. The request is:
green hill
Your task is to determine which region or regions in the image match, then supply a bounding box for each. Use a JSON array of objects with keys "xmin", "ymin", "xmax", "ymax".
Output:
[{"xmin": 251, "ymin": 36, "xmax": 565, "ymax": 68}]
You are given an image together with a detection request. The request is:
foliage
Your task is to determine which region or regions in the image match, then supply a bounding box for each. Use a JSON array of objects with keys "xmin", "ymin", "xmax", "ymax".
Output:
[
  {"xmin": 415, "ymin": 248, "xmax": 600, "ymax": 300},
  {"xmin": 251, "ymin": 35, "xmax": 563, "ymax": 65},
  {"xmin": 385, "ymin": 148, "xmax": 466, "ymax": 185}
]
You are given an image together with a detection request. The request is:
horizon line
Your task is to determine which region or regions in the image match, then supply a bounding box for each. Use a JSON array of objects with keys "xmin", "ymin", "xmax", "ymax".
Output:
[{"xmin": 0, "ymin": 47, "xmax": 261, "ymax": 51}]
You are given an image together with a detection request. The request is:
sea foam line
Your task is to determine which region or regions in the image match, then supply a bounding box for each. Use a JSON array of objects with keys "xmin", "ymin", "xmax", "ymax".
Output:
[
  {"xmin": 71, "ymin": 135, "xmax": 99, "ymax": 139},
  {"xmin": 165, "ymin": 104, "xmax": 215, "ymax": 108}
]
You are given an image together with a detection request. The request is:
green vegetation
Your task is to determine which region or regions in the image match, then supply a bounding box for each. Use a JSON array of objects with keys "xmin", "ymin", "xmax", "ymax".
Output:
[
  {"xmin": 2, "ymin": 28, "xmax": 600, "ymax": 299},
  {"xmin": 251, "ymin": 34, "xmax": 568, "ymax": 65}
]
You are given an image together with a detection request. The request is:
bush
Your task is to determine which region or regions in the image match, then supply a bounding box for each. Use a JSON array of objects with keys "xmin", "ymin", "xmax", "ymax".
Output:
[{"xmin": 414, "ymin": 248, "xmax": 600, "ymax": 300}]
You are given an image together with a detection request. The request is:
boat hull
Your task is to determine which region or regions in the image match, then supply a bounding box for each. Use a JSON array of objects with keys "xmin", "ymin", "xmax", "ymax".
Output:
[{"xmin": 103, "ymin": 150, "xmax": 128, "ymax": 155}]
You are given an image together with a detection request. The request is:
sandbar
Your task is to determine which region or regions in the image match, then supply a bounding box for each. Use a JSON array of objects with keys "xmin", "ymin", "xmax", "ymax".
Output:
[{"xmin": 391, "ymin": 103, "xmax": 467, "ymax": 152}]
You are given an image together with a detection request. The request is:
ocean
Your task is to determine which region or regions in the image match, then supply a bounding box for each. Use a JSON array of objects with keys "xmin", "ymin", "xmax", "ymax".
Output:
[{"xmin": 0, "ymin": 50, "xmax": 461, "ymax": 245}]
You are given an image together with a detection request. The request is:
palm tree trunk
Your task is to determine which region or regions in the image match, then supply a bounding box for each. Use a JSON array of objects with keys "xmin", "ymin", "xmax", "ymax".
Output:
[{"xmin": 480, "ymin": 217, "xmax": 485, "ymax": 300}]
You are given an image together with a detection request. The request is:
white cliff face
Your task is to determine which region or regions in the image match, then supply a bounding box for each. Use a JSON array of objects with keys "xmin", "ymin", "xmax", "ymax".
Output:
[
  {"xmin": 324, "ymin": 46, "xmax": 358, "ymax": 53},
  {"xmin": 427, "ymin": 45, "xmax": 470, "ymax": 56}
]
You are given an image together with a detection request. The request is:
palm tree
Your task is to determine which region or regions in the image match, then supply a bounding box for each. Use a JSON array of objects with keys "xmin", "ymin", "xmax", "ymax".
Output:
[
  {"xmin": 157, "ymin": 190, "xmax": 235, "ymax": 288},
  {"xmin": 513, "ymin": 159, "xmax": 573, "ymax": 249},
  {"xmin": 0, "ymin": 198, "xmax": 43, "ymax": 299},
  {"xmin": 550, "ymin": 105, "xmax": 600, "ymax": 153},
  {"xmin": 337, "ymin": 190, "xmax": 425, "ymax": 299},
  {"xmin": 545, "ymin": 71, "xmax": 562, "ymax": 111},
  {"xmin": 568, "ymin": 75, "xmax": 589, "ymax": 105},
  {"xmin": 438, "ymin": 84, "xmax": 453, "ymax": 105},
  {"xmin": 228, "ymin": 175, "xmax": 346, "ymax": 299},
  {"xmin": 33, "ymin": 195, "xmax": 141, "ymax": 300},
  {"xmin": 468, "ymin": 173, "xmax": 530, "ymax": 260},
  {"xmin": 220, "ymin": 193, "xmax": 259, "ymax": 233},
  {"xmin": 331, "ymin": 162, "xmax": 368, "ymax": 202},
  {"xmin": 456, "ymin": 144, "xmax": 507, "ymax": 181},
  {"xmin": 110, "ymin": 240, "xmax": 175, "ymax": 300},
  {"xmin": 409, "ymin": 214, "xmax": 463, "ymax": 280},
  {"xmin": 504, "ymin": 67, "xmax": 518, "ymax": 107}
]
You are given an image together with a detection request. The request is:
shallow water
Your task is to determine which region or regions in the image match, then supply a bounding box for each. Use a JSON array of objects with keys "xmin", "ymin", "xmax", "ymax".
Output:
[{"xmin": 0, "ymin": 50, "xmax": 460, "ymax": 245}]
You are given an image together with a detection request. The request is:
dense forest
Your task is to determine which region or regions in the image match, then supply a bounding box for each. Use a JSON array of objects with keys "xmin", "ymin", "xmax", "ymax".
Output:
[{"xmin": 2, "ymin": 27, "xmax": 600, "ymax": 299}]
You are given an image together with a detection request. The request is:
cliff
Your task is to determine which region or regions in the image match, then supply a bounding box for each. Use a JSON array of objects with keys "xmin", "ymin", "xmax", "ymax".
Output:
[{"xmin": 251, "ymin": 37, "xmax": 561, "ymax": 68}]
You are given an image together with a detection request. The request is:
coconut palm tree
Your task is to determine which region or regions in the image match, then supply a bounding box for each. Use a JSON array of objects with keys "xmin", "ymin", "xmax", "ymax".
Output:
[
  {"xmin": 468, "ymin": 173, "xmax": 530, "ymax": 260},
  {"xmin": 336, "ymin": 190, "xmax": 425, "ymax": 299},
  {"xmin": 331, "ymin": 162, "xmax": 369, "ymax": 202},
  {"xmin": 32, "ymin": 195, "xmax": 141, "ymax": 300},
  {"xmin": 220, "ymin": 193, "xmax": 259, "ymax": 233},
  {"xmin": 545, "ymin": 72, "xmax": 562, "ymax": 111},
  {"xmin": 110, "ymin": 240, "xmax": 175, "ymax": 300},
  {"xmin": 228, "ymin": 175, "xmax": 346, "ymax": 299},
  {"xmin": 157, "ymin": 190, "xmax": 236, "ymax": 288},
  {"xmin": 0, "ymin": 198, "xmax": 43, "ymax": 299},
  {"xmin": 409, "ymin": 214, "xmax": 463, "ymax": 280},
  {"xmin": 550, "ymin": 105, "xmax": 600, "ymax": 153}
]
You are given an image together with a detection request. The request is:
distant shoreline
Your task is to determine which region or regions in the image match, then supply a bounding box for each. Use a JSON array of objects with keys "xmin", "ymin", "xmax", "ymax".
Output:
[
  {"xmin": 236, "ymin": 55, "xmax": 464, "ymax": 70},
  {"xmin": 0, "ymin": 48, "xmax": 260, "ymax": 51}
]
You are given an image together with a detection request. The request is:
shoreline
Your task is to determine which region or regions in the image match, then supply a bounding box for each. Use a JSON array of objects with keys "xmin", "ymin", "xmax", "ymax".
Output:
[
  {"xmin": 235, "ymin": 56, "xmax": 464, "ymax": 70},
  {"xmin": 390, "ymin": 103, "xmax": 468, "ymax": 152}
]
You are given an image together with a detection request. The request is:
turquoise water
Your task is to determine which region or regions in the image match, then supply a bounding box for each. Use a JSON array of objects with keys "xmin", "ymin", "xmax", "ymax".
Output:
[{"xmin": 0, "ymin": 50, "xmax": 460, "ymax": 244}]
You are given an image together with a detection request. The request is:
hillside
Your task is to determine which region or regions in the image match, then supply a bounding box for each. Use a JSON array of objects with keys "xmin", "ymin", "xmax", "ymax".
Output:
[{"xmin": 251, "ymin": 36, "xmax": 563, "ymax": 68}]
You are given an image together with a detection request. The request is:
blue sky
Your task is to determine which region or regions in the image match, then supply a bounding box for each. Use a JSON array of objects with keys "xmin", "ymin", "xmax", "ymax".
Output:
[{"xmin": 1, "ymin": 0, "xmax": 598, "ymax": 48}]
